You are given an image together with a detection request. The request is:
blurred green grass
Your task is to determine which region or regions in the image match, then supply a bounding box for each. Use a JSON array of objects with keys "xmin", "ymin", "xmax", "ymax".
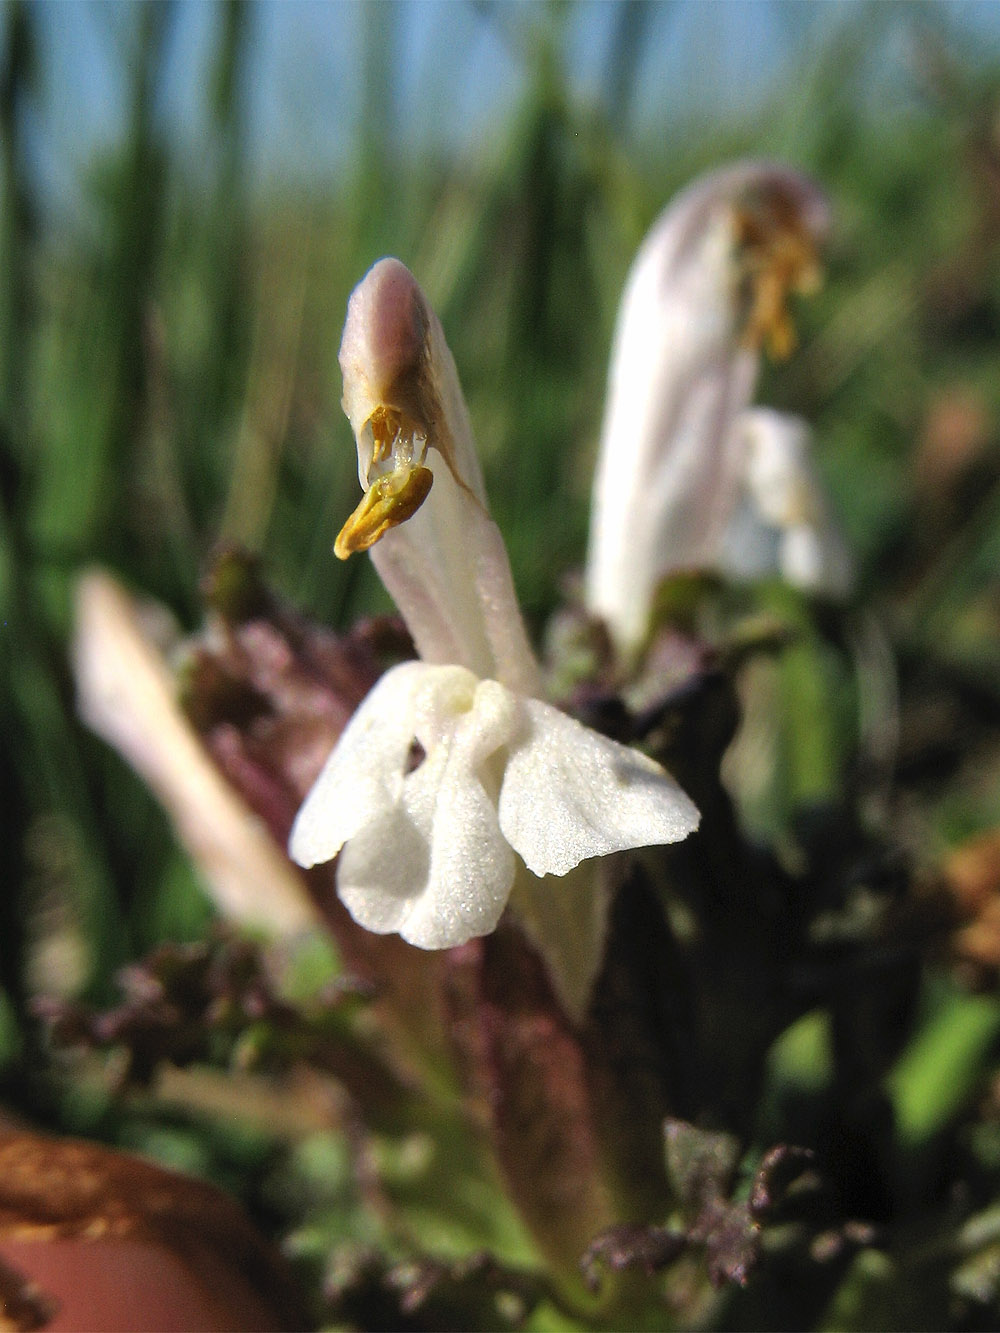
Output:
[{"xmin": 2, "ymin": 0, "xmax": 1000, "ymax": 1213}]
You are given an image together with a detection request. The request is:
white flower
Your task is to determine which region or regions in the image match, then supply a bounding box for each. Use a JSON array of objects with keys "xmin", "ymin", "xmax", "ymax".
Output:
[
  {"xmin": 585, "ymin": 162, "xmax": 833, "ymax": 653},
  {"xmin": 290, "ymin": 660, "xmax": 694, "ymax": 950},
  {"xmin": 290, "ymin": 258, "xmax": 698, "ymax": 984}
]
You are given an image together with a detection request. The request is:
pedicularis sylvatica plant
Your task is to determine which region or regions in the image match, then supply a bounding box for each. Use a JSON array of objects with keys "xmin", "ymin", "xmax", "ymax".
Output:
[{"xmin": 64, "ymin": 163, "xmax": 1000, "ymax": 1331}]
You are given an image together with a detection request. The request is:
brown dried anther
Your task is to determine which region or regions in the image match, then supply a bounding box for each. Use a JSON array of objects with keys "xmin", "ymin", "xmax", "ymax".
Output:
[{"xmin": 734, "ymin": 177, "xmax": 825, "ymax": 360}]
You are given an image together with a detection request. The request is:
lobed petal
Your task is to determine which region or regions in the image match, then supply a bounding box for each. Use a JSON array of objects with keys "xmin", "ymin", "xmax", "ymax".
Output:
[
  {"xmin": 498, "ymin": 698, "xmax": 700, "ymax": 878},
  {"xmin": 337, "ymin": 670, "xmax": 522, "ymax": 949},
  {"xmin": 288, "ymin": 661, "xmax": 428, "ymax": 869}
]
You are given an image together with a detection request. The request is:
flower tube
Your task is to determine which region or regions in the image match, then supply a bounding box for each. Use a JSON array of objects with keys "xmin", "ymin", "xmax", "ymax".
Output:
[
  {"xmin": 290, "ymin": 259, "xmax": 698, "ymax": 977},
  {"xmin": 585, "ymin": 162, "xmax": 830, "ymax": 654}
]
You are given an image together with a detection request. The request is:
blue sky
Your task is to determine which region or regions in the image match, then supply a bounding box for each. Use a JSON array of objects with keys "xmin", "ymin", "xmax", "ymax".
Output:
[{"xmin": 17, "ymin": 1, "xmax": 1000, "ymax": 213}]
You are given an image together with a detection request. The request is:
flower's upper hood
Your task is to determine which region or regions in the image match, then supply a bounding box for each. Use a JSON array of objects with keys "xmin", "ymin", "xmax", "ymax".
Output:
[{"xmin": 585, "ymin": 161, "xmax": 832, "ymax": 652}]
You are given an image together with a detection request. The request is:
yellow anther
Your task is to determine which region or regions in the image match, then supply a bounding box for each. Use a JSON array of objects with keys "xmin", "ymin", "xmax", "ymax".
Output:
[
  {"xmin": 334, "ymin": 465, "xmax": 434, "ymax": 559},
  {"xmin": 734, "ymin": 187, "xmax": 823, "ymax": 361},
  {"xmin": 365, "ymin": 405, "xmax": 407, "ymax": 480}
]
